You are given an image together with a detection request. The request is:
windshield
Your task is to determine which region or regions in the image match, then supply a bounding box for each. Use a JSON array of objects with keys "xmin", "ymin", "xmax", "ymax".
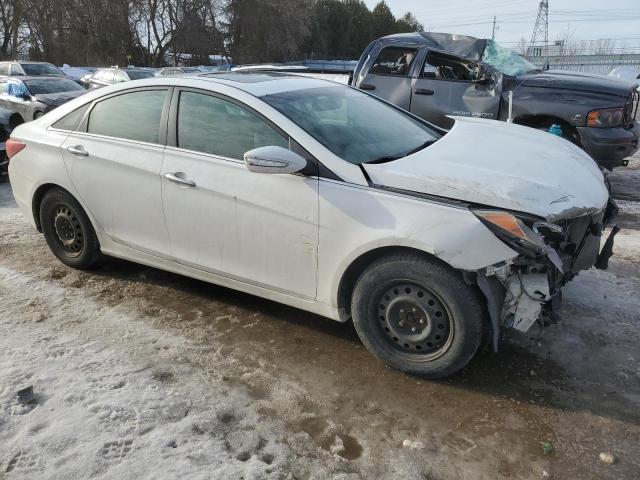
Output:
[
  {"xmin": 127, "ymin": 70, "xmax": 155, "ymax": 80},
  {"xmin": 22, "ymin": 63, "xmax": 64, "ymax": 76},
  {"xmin": 481, "ymin": 40, "xmax": 539, "ymax": 76},
  {"xmin": 262, "ymin": 86, "xmax": 440, "ymax": 165},
  {"xmin": 24, "ymin": 78, "xmax": 84, "ymax": 94}
]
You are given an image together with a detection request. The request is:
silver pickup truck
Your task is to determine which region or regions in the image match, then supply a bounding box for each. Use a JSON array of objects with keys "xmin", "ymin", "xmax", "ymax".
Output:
[{"xmin": 351, "ymin": 32, "xmax": 640, "ymax": 170}]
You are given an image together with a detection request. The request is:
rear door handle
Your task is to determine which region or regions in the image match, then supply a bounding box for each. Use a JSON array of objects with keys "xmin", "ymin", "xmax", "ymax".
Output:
[
  {"xmin": 164, "ymin": 172, "xmax": 196, "ymax": 187},
  {"xmin": 67, "ymin": 145, "xmax": 89, "ymax": 156},
  {"xmin": 415, "ymin": 88, "xmax": 435, "ymax": 96},
  {"xmin": 360, "ymin": 83, "xmax": 376, "ymax": 91}
]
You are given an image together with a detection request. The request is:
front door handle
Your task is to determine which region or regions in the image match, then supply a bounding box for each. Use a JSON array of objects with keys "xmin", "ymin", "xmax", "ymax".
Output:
[
  {"xmin": 360, "ymin": 83, "xmax": 376, "ymax": 91},
  {"xmin": 415, "ymin": 88, "xmax": 435, "ymax": 96},
  {"xmin": 67, "ymin": 145, "xmax": 89, "ymax": 156},
  {"xmin": 164, "ymin": 172, "xmax": 196, "ymax": 187}
]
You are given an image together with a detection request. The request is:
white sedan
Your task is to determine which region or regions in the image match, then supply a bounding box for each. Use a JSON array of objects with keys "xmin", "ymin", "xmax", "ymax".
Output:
[{"xmin": 7, "ymin": 73, "xmax": 616, "ymax": 377}]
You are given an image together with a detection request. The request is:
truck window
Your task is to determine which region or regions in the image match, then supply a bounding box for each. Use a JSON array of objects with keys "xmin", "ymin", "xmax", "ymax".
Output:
[
  {"xmin": 421, "ymin": 51, "xmax": 479, "ymax": 82},
  {"xmin": 369, "ymin": 47, "xmax": 418, "ymax": 77}
]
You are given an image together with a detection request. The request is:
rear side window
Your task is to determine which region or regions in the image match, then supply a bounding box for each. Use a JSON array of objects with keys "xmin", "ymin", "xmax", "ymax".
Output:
[
  {"xmin": 87, "ymin": 90, "xmax": 167, "ymax": 143},
  {"xmin": 52, "ymin": 104, "xmax": 90, "ymax": 131},
  {"xmin": 369, "ymin": 47, "xmax": 418, "ymax": 76},
  {"xmin": 0, "ymin": 64, "xmax": 9, "ymax": 75},
  {"xmin": 177, "ymin": 91, "xmax": 288, "ymax": 159}
]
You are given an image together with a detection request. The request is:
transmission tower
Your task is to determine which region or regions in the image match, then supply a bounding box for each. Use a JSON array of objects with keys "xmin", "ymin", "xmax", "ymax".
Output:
[{"xmin": 529, "ymin": 0, "xmax": 549, "ymax": 61}]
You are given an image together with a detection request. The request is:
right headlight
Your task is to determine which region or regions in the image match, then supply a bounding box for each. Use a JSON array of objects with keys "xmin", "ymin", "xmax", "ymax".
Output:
[
  {"xmin": 586, "ymin": 107, "xmax": 624, "ymax": 128},
  {"xmin": 473, "ymin": 210, "xmax": 545, "ymax": 257}
]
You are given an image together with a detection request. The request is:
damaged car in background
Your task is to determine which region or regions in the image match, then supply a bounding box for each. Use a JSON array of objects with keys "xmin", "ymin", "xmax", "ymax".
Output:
[
  {"xmin": 352, "ymin": 32, "xmax": 640, "ymax": 170},
  {"xmin": 7, "ymin": 74, "xmax": 618, "ymax": 378}
]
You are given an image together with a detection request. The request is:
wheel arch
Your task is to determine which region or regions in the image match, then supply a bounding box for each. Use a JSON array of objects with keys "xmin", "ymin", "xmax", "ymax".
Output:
[
  {"xmin": 32, "ymin": 183, "xmax": 73, "ymax": 232},
  {"xmin": 513, "ymin": 114, "xmax": 582, "ymax": 146},
  {"xmin": 336, "ymin": 246, "xmax": 458, "ymax": 323}
]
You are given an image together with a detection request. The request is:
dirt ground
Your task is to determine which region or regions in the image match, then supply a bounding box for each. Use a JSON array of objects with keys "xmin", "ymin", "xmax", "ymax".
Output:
[{"xmin": 1, "ymin": 159, "xmax": 639, "ymax": 480}]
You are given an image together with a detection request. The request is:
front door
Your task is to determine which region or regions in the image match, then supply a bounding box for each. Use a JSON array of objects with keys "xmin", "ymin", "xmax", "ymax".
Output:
[
  {"xmin": 161, "ymin": 89, "xmax": 319, "ymax": 299},
  {"xmin": 411, "ymin": 50, "xmax": 502, "ymax": 128},
  {"xmin": 60, "ymin": 88, "xmax": 171, "ymax": 255},
  {"xmin": 357, "ymin": 45, "xmax": 419, "ymax": 110}
]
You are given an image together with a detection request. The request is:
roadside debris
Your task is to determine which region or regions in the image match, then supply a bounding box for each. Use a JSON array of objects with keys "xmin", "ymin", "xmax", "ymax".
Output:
[
  {"xmin": 599, "ymin": 452, "xmax": 616, "ymax": 465},
  {"xmin": 16, "ymin": 385, "xmax": 36, "ymax": 405},
  {"xmin": 402, "ymin": 439, "xmax": 425, "ymax": 450},
  {"xmin": 541, "ymin": 441, "xmax": 554, "ymax": 455}
]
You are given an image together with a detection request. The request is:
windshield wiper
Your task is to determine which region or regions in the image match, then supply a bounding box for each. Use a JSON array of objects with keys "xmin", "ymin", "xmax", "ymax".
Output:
[
  {"xmin": 365, "ymin": 139, "xmax": 437, "ymax": 165},
  {"xmin": 404, "ymin": 139, "xmax": 437, "ymax": 157}
]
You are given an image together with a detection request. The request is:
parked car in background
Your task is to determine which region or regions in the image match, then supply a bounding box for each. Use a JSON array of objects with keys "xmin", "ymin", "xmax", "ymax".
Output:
[
  {"xmin": 6, "ymin": 73, "xmax": 617, "ymax": 377},
  {"xmin": 352, "ymin": 32, "xmax": 640, "ymax": 169},
  {"xmin": 156, "ymin": 66, "xmax": 201, "ymax": 76},
  {"xmin": 0, "ymin": 76, "xmax": 87, "ymax": 125},
  {"xmin": 61, "ymin": 65, "xmax": 97, "ymax": 81},
  {"xmin": 0, "ymin": 60, "xmax": 67, "ymax": 78},
  {"xmin": 80, "ymin": 67, "xmax": 156, "ymax": 89},
  {"xmin": 0, "ymin": 106, "xmax": 10, "ymax": 181}
]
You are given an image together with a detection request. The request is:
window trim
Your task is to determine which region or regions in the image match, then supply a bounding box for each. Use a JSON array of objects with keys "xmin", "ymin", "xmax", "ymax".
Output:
[
  {"xmin": 71, "ymin": 86, "xmax": 173, "ymax": 147},
  {"xmin": 367, "ymin": 46, "xmax": 420, "ymax": 79}
]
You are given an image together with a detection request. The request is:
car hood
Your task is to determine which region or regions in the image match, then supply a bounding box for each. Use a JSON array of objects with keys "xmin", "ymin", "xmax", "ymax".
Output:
[
  {"xmin": 362, "ymin": 117, "xmax": 609, "ymax": 222},
  {"xmin": 34, "ymin": 90, "xmax": 86, "ymax": 106},
  {"xmin": 517, "ymin": 70, "xmax": 637, "ymax": 96}
]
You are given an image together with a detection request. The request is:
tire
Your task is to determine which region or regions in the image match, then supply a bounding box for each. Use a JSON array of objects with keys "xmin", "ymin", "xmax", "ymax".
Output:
[
  {"xmin": 351, "ymin": 252, "xmax": 486, "ymax": 378},
  {"xmin": 33, "ymin": 111, "xmax": 44, "ymax": 120},
  {"xmin": 40, "ymin": 188, "xmax": 101, "ymax": 269}
]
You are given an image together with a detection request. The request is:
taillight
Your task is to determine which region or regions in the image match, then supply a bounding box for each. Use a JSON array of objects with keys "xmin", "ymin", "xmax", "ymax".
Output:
[{"xmin": 6, "ymin": 139, "xmax": 26, "ymax": 159}]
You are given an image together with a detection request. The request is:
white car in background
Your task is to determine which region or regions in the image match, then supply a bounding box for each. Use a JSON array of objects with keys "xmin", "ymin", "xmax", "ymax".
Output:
[{"xmin": 6, "ymin": 73, "xmax": 617, "ymax": 377}]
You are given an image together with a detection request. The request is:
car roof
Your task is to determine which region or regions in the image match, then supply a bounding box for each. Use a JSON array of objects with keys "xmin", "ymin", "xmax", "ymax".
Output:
[
  {"xmin": 375, "ymin": 31, "xmax": 488, "ymax": 61},
  {"xmin": 1, "ymin": 60, "xmax": 57, "ymax": 65},
  {"xmin": 181, "ymin": 71, "xmax": 341, "ymax": 96}
]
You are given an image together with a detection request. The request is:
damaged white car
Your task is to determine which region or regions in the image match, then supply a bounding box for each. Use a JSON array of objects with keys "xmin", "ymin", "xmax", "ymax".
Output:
[{"xmin": 7, "ymin": 73, "xmax": 618, "ymax": 378}]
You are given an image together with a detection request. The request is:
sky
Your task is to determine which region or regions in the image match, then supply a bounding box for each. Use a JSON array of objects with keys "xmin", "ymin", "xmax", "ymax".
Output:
[{"xmin": 363, "ymin": 0, "xmax": 640, "ymax": 52}]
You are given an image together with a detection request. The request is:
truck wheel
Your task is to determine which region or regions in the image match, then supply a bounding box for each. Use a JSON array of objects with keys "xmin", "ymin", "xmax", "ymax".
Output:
[
  {"xmin": 351, "ymin": 252, "xmax": 486, "ymax": 378},
  {"xmin": 40, "ymin": 188, "xmax": 101, "ymax": 269}
]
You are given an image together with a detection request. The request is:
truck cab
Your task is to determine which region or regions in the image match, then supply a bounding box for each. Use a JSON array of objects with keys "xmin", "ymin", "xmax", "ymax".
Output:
[{"xmin": 352, "ymin": 32, "xmax": 640, "ymax": 170}]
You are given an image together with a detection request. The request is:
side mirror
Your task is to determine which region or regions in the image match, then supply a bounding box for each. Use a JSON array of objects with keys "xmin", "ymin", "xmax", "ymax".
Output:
[{"xmin": 244, "ymin": 146, "xmax": 307, "ymax": 175}]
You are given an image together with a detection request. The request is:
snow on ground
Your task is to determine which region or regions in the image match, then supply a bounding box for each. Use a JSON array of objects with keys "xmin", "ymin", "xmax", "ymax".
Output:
[{"xmin": 0, "ymin": 164, "xmax": 639, "ymax": 479}]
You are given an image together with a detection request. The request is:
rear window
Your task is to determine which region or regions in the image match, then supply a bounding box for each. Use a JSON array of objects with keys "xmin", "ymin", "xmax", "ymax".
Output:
[
  {"xmin": 126, "ymin": 70, "xmax": 155, "ymax": 80},
  {"xmin": 87, "ymin": 89, "xmax": 167, "ymax": 143},
  {"xmin": 21, "ymin": 63, "xmax": 64, "ymax": 76},
  {"xmin": 24, "ymin": 78, "xmax": 84, "ymax": 95}
]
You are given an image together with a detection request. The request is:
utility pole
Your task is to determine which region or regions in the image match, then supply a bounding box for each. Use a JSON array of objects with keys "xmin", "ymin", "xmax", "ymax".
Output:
[
  {"xmin": 529, "ymin": 0, "xmax": 549, "ymax": 66},
  {"xmin": 491, "ymin": 16, "xmax": 497, "ymax": 40}
]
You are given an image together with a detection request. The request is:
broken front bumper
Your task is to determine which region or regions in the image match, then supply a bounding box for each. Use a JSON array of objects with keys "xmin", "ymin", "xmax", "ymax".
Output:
[{"xmin": 477, "ymin": 203, "xmax": 620, "ymax": 349}]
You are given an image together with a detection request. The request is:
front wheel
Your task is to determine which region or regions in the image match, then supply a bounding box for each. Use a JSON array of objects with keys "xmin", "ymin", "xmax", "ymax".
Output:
[
  {"xmin": 33, "ymin": 111, "xmax": 44, "ymax": 120},
  {"xmin": 351, "ymin": 252, "xmax": 486, "ymax": 378},
  {"xmin": 40, "ymin": 188, "xmax": 101, "ymax": 269}
]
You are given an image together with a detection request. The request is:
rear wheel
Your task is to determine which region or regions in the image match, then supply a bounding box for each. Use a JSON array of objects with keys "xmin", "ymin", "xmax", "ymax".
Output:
[
  {"xmin": 33, "ymin": 111, "xmax": 44, "ymax": 120},
  {"xmin": 351, "ymin": 252, "xmax": 486, "ymax": 378},
  {"xmin": 40, "ymin": 189, "xmax": 101, "ymax": 269}
]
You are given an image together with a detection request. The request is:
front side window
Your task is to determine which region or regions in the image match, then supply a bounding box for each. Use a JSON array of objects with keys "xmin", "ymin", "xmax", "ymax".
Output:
[
  {"xmin": 21, "ymin": 63, "xmax": 64, "ymax": 76},
  {"xmin": 87, "ymin": 90, "xmax": 167, "ymax": 143},
  {"xmin": 24, "ymin": 78, "xmax": 84, "ymax": 94},
  {"xmin": 177, "ymin": 91, "xmax": 288, "ymax": 159},
  {"xmin": 263, "ymin": 86, "xmax": 440, "ymax": 165},
  {"xmin": 369, "ymin": 47, "xmax": 418, "ymax": 77}
]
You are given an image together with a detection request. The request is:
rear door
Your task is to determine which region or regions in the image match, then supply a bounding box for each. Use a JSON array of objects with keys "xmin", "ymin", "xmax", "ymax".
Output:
[
  {"xmin": 411, "ymin": 50, "xmax": 501, "ymax": 128},
  {"xmin": 358, "ymin": 46, "xmax": 419, "ymax": 110},
  {"xmin": 60, "ymin": 87, "xmax": 172, "ymax": 256}
]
